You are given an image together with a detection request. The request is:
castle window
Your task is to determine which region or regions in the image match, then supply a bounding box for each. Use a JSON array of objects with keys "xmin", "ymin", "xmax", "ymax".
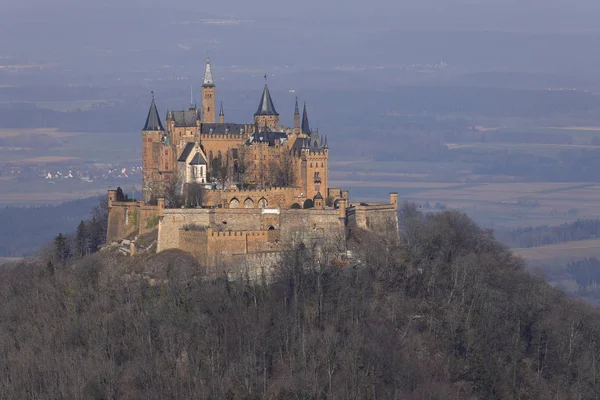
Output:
[
  {"xmin": 321, "ymin": 162, "xmax": 324, "ymax": 167},
  {"xmin": 244, "ymin": 198, "xmax": 254, "ymax": 208}
]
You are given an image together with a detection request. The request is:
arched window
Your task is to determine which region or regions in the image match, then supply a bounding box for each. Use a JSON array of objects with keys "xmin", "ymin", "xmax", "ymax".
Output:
[
  {"xmin": 217, "ymin": 150, "xmax": 222, "ymax": 161},
  {"xmin": 244, "ymin": 198, "xmax": 254, "ymax": 208},
  {"xmin": 229, "ymin": 198, "xmax": 240, "ymax": 208},
  {"xmin": 258, "ymin": 197, "xmax": 268, "ymax": 208},
  {"xmin": 209, "ymin": 151, "xmax": 213, "ymax": 161}
]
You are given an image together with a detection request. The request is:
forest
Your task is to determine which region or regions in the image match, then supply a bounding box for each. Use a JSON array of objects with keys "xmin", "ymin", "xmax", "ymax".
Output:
[
  {"xmin": 1, "ymin": 205, "xmax": 600, "ymax": 399},
  {"xmin": 497, "ymin": 218, "xmax": 600, "ymax": 248}
]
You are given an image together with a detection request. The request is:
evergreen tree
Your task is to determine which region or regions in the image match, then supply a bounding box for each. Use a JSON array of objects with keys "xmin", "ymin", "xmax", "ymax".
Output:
[
  {"xmin": 116, "ymin": 187, "xmax": 125, "ymax": 201},
  {"xmin": 75, "ymin": 221, "xmax": 88, "ymax": 258},
  {"xmin": 53, "ymin": 233, "xmax": 71, "ymax": 265}
]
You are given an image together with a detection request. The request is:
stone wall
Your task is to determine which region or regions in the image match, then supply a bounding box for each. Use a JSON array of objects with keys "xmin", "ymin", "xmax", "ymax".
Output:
[
  {"xmin": 279, "ymin": 208, "xmax": 345, "ymax": 251},
  {"xmin": 178, "ymin": 227, "xmax": 283, "ymax": 276},
  {"xmin": 347, "ymin": 202, "xmax": 399, "ymax": 241},
  {"xmin": 159, "ymin": 207, "xmax": 345, "ymax": 261},
  {"xmin": 202, "ymin": 187, "xmax": 304, "ymax": 209},
  {"xmin": 157, "ymin": 209, "xmax": 211, "ymax": 251},
  {"xmin": 106, "ymin": 190, "xmax": 162, "ymax": 243}
]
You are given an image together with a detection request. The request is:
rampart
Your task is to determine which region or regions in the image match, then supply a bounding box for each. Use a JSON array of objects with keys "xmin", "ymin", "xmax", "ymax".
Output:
[
  {"xmin": 106, "ymin": 190, "xmax": 162, "ymax": 243},
  {"xmin": 178, "ymin": 227, "xmax": 283, "ymax": 276},
  {"xmin": 202, "ymin": 187, "xmax": 304, "ymax": 208},
  {"xmin": 346, "ymin": 193, "xmax": 399, "ymax": 241},
  {"xmin": 159, "ymin": 206, "xmax": 345, "ymax": 253}
]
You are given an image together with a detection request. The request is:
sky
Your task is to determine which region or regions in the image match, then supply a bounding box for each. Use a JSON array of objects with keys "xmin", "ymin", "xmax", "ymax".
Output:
[{"xmin": 3, "ymin": 0, "xmax": 600, "ymax": 32}]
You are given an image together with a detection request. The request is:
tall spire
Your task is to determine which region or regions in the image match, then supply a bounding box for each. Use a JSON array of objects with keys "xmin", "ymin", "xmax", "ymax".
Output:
[
  {"xmin": 293, "ymin": 97, "xmax": 300, "ymax": 131},
  {"xmin": 301, "ymin": 102, "xmax": 311, "ymax": 135},
  {"xmin": 143, "ymin": 92, "xmax": 164, "ymax": 131},
  {"xmin": 219, "ymin": 101, "xmax": 225, "ymax": 123},
  {"xmin": 254, "ymin": 83, "xmax": 278, "ymax": 116},
  {"xmin": 202, "ymin": 56, "xmax": 214, "ymax": 88}
]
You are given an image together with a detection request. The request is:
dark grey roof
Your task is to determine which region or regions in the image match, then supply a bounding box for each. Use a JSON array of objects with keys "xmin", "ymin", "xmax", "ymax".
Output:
[
  {"xmin": 254, "ymin": 84, "xmax": 278, "ymax": 116},
  {"xmin": 291, "ymin": 136, "xmax": 325, "ymax": 152},
  {"xmin": 249, "ymin": 128, "xmax": 287, "ymax": 146},
  {"xmin": 291, "ymin": 137, "xmax": 309, "ymax": 151},
  {"xmin": 143, "ymin": 98, "xmax": 164, "ymax": 131},
  {"xmin": 171, "ymin": 109, "xmax": 199, "ymax": 127},
  {"xmin": 178, "ymin": 142, "xmax": 196, "ymax": 162},
  {"xmin": 294, "ymin": 97, "xmax": 299, "ymax": 116},
  {"xmin": 314, "ymin": 192, "xmax": 324, "ymax": 200},
  {"xmin": 200, "ymin": 123, "xmax": 247, "ymax": 135},
  {"xmin": 219, "ymin": 102, "xmax": 224, "ymax": 116},
  {"xmin": 301, "ymin": 103, "xmax": 311, "ymax": 135},
  {"xmin": 190, "ymin": 152, "xmax": 207, "ymax": 165}
]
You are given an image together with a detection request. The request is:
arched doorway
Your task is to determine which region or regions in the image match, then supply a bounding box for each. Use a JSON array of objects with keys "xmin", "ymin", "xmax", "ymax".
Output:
[{"xmin": 303, "ymin": 199, "xmax": 314, "ymax": 209}]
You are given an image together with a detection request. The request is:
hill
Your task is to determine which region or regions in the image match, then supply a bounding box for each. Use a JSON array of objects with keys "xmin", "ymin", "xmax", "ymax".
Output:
[
  {"xmin": 0, "ymin": 196, "xmax": 104, "ymax": 257},
  {"xmin": 1, "ymin": 206, "xmax": 599, "ymax": 398}
]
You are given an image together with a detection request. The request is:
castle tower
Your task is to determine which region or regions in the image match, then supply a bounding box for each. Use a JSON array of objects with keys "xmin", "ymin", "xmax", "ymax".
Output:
[
  {"xmin": 254, "ymin": 82, "xmax": 279, "ymax": 130},
  {"xmin": 301, "ymin": 102, "xmax": 311, "ymax": 136},
  {"xmin": 141, "ymin": 93, "xmax": 165, "ymax": 202},
  {"xmin": 293, "ymin": 97, "xmax": 300, "ymax": 134},
  {"xmin": 202, "ymin": 56, "xmax": 216, "ymax": 123},
  {"xmin": 219, "ymin": 102, "xmax": 225, "ymax": 124}
]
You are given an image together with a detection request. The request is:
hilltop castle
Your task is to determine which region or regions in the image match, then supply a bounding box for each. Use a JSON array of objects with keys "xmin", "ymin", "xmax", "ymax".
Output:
[{"xmin": 107, "ymin": 58, "xmax": 398, "ymax": 277}]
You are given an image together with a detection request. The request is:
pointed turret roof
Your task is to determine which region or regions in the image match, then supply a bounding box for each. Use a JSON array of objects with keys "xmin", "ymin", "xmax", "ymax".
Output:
[
  {"xmin": 254, "ymin": 83, "xmax": 278, "ymax": 116},
  {"xmin": 301, "ymin": 102, "xmax": 311, "ymax": 134},
  {"xmin": 202, "ymin": 56, "xmax": 215, "ymax": 88},
  {"xmin": 294, "ymin": 97, "xmax": 300, "ymax": 116},
  {"xmin": 143, "ymin": 95, "xmax": 164, "ymax": 131},
  {"xmin": 219, "ymin": 101, "xmax": 224, "ymax": 116}
]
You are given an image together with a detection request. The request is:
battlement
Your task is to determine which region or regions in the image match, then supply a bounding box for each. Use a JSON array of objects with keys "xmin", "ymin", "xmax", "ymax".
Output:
[
  {"xmin": 224, "ymin": 186, "xmax": 301, "ymax": 194},
  {"xmin": 199, "ymin": 133, "xmax": 247, "ymax": 140}
]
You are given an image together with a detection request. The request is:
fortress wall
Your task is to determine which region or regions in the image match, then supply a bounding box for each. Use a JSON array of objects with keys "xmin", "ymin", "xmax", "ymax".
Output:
[
  {"xmin": 138, "ymin": 205, "xmax": 161, "ymax": 236},
  {"xmin": 279, "ymin": 209, "xmax": 346, "ymax": 250},
  {"xmin": 107, "ymin": 202, "xmax": 140, "ymax": 243},
  {"xmin": 158, "ymin": 209, "xmax": 211, "ymax": 251},
  {"xmin": 203, "ymin": 187, "xmax": 304, "ymax": 208},
  {"xmin": 234, "ymin": 251, "xmax": 283, "ymax": 281},
  {"xmin": 206, "ymin": 230, "xmax": 248, "ymax": 267},
  {"xmin": 349, "ymin": 204, "xmax": 399, "ymax": 241},
  {"xmin": 179, "ymin": 229, "xmax": 209, "ymax": 266},
  {"xmin": 210, "ymin": 208, "xmax": 266, "ymax": 231}
]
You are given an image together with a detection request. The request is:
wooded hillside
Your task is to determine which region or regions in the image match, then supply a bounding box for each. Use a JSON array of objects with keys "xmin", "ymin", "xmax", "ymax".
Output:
[{"xmin": 1, "ymin": 206, "xmax": 599, "ymax": 399}]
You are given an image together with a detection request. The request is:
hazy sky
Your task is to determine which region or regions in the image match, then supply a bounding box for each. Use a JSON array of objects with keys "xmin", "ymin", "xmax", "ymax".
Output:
[{"xmin": 3, "ymin": 0, "xmax": 600, "ymax": 32}]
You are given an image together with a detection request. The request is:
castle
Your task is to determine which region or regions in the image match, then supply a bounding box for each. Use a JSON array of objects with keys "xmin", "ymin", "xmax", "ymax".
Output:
[{"xmin": 107, "ymin": 58, "xmax": 399, "ymax": 277}]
